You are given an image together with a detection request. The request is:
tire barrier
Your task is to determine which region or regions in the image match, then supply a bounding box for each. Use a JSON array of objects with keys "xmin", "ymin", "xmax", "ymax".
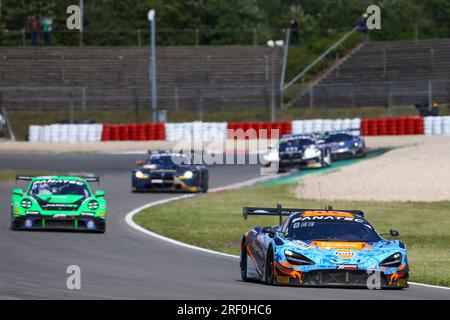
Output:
[
  {"xmin": 424, "ymin": 116, "xmax": 450, "ymax": 136},
  {"xmin": 27, "ymin": 116, "xmax": 440, "ymax": 142},
  {"xmin": 28, "ymin": 124, "xmax": 103, "ymax": 143},
  {"xmin": 361, "ymin": 117, "xmax": 424, "ymax": 136},
  {"xmin": 227, "ymin": 121, "xmax": 292, "ymax": 139},
  {"xmin": 101, "ymin": 123, "xmax": 165, "ymax": 141},
  {"xmin": 292, "ymin": 118, "xmax": 361, "ymax": 135},
  {"xmin": 165, "ymin": 122, "xmax": 228, "ymax": 142}
]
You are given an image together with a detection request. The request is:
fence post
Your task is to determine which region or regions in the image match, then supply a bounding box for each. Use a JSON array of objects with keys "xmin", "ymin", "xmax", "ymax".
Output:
[
  {"xmin": 428, "ymin": 80, "xmax": 433, "ymax": 107},
  {"xmin": 335, "ymin": 52, "xmax": 340, "ymax": 77},
  {"xmin": 430, "ymin": 48, "xmax": 434, "ymax": 72},
  {"xmin": 69, "ymin": 92, "xmax": 75, "ymax": 124},
  {"xmin": 21, "ymin": 29, "xmax": 26, "ymax": 47},
  {"xmin": 137, "ymin": 29, "xmax": 142, "ymax": 47},
  {"xmin": 309, "ymin": 86, "xmax": 314, "ymax": 109},
  {"xmin": 198, "ymin": 90, "xmax": 203, "ymax": 121},
  {"xmin": 264, "ymin": 55, "xmax": 270, "ymax": 113},
  {"xmin": 415, "ymin": 24, "xmax": 419, "ymax": 42},
  {"xmin": 387, "ymin": 85, "xmax": 393, "ymax": 118},
  {"xmin": 271, "ymin": 51, "xmax": 276, "ymax": 122},
  {"xmin": 195, "ymin": 29, "xmax": 200, "ymax": 46},
  {"xmin": 1, "ymin": 105, "xmax": 16, "ymax": 142},
  {"xmin": 279, "ymin": 28, "xmax": 290, "ymax": 109},
  {"xmin": 81, "ymin": 87, "xmax": 86, "ymax": 111},
  {"xmin": 175, "ymin": 86, "xmax": 179, "ymax": 111}
]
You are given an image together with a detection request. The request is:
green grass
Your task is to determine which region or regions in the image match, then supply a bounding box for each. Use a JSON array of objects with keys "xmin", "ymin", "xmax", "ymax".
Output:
[
  {"xmin": 9, "ymin": 104, "xmax": 450, "ymax": 141},
  {"xmin": 134, "ymin": 183, "xmax": 450, "ymax": 287},
  {"xmin": 0, "ymin": 169, "xmax": 60, "ymax": 181}
]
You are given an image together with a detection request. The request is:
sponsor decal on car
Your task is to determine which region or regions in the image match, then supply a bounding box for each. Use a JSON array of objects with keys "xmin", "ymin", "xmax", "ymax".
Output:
[{"xmin": 334, "ymin": 249, "xmax": 355, "ymax": 259}]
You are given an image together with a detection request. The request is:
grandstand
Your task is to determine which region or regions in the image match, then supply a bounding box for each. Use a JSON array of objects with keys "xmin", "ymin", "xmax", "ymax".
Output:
[
  {"xmin": 0, "ymin": 46, "xmax": 282, "ymax": 110},
  {"xmin": 292, "ymin": 39, "xmax": 450, "ymax": 108}
]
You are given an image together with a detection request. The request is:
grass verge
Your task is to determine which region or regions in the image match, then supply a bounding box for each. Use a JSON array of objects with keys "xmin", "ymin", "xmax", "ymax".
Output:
[
  {"xmin": 134, "ymin": 183, "xmax": 450, "ymax": 287},
  {"xmin": 0, "ymin": 169, "xmax": 59, "ymax": 181}
]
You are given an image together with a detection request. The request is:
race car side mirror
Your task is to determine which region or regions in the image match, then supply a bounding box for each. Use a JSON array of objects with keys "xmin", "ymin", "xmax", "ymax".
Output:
[
  {"xmin": 390, "ymin": 229, "xmax": 399, "ymax": 237},
  {"xmin": 135, "ymin": 160, "xmax": 145, "ymax": 166},
  {"xmin": 262, "ymin": 226, "xmax": 276, "ymax": 238},
  {"xmin": 95, "ymin": 190, "xmax": 105, "ymax": 198},
  {"xmin": 13, "ymin": 188, "xmax": 23, "ymax": 196}
]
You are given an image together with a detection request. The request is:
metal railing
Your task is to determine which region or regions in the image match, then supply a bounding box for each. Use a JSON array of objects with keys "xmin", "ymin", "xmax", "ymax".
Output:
[
  {"xmin": 295, "ymin": 80, "xmax": 450, "ymax": 110},
  {"xmin": 0, "ymin": 85, "xmax": 280, "ymax": 116},
  {"xmin": 0, "ymin": 28, "xmax": 291, "ymax": 47}
]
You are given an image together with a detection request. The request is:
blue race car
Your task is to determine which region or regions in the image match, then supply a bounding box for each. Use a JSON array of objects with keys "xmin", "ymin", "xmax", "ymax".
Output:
[
  {"xmin": 318, "ymin": 131, "xmax": 365, "ymax": 160},
  {"xmin": 240, "ymin": 205, "xmax": 409, "ymax": 288},
  {"xmin": 131, "ymin": 151, "xmax": 209, "ymax": 193}
]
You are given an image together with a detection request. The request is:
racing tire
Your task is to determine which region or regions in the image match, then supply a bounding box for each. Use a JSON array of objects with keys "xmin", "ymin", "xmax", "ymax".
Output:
[
  {"xmin": 10, "ymin": 213, "xmax": 18, "ymax": 231},
  {"xmin": 321, "ymin": 149, "xmax": 332, "ymax": 167},
  {"xmin": 265, "ymin": 247, "xmax": 275, "ymax": 285},
  {"xmin": 201, "ymin": 178, "xmax": 209, "ymax": 193},
  {"xmin": 240, "ymin": 242, "xmax": 249, "ymax": 282}
]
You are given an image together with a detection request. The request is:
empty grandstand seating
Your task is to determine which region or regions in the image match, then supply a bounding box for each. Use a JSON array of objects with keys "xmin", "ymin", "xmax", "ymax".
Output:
[
  {"xmin": 0, "ymin": 46, "xmax": 282, "ymax": 110},
  {"xmin": 293, "ymin": 39, "xmax": 450, "ymax": 108}
]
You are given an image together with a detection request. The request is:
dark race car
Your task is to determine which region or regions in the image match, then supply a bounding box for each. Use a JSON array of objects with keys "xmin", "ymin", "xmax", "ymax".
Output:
[
  {"xmin": 131, "ymin": 151, "xmax": 209, "ymax": 193},
  {"xmin": 240, "ymin": 205, "xmax": 409, "ymax": 289},
  {"xmin": 263, "ymin": 135, "xmax": 332, "ymax": 173},
  {"xmin": 318, "ymin": 131, "xmax": 365, "ymax": 160}
]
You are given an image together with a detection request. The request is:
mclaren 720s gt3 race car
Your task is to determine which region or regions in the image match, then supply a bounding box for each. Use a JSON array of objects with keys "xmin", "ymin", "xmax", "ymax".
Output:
[{"xmin": 240, "ymin": 205, "xmax": 409, "ymax": 289}]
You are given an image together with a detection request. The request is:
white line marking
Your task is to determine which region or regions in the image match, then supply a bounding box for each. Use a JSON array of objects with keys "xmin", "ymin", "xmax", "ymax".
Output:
[
  {"xmin": 124, "ymin": 172, "xmax": 450, "ymax": 292},
  {"xmin": 409, "ymin": 282, "xmax": 450, "ymax": 290}
]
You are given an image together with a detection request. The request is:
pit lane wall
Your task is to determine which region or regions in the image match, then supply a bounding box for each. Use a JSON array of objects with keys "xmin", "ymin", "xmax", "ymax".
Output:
[{"xmin": 27, "ymin": 116, "xmax": 450, "ymax": 142}]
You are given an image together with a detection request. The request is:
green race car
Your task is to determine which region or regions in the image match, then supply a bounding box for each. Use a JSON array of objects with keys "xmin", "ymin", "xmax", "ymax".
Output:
[{"xmin": 11, "ymin": 175, "xmax": 107, "ymax": 233}]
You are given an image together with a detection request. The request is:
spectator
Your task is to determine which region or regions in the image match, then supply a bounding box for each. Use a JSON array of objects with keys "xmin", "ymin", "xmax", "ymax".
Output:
[
  {"xmin": 290, "ymin": 16, "xmax": 300, "ymax": 45},
  {"xmin": 42, "ymin": 16, "xmax": 53, "ymax": 47},
  {"xmin": 357, "ymin": 13, "xmax": 369, "ymax": 41},
  {"xmin": 29, "ymin": 16, "xmax": 39, "ymax": 46}
]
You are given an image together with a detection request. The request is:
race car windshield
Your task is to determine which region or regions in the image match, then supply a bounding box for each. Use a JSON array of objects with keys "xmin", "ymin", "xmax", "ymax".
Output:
[
  {"xmin": 147, "ymin": 155, "xmax": 190, "ymax": 168},
  {"xmin": 29, "ymin": 180, "xmax": 90, "ymax": 197},
  {"xmin": 288, "ymin": 220, "xmax": 381, "ymax": 242},
  {"xmin": 325, "ymin": 134, "xmax": 353, "ymax": 143},
  {"xmin": 280, "ymin": 139, "xmax": 314, "ymax": 148}
]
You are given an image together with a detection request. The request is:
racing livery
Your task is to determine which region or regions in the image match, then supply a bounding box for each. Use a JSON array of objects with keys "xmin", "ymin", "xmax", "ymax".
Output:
[
  {"xmin": 240, "ymin": 205, "xmax": 409, "ymax": 288},
  {"xmin": 11, "ymin": 176, "xmax": 107, "ymax": 233},
  {"xmin": 264, "ymin": 135, "xmax": 332, "ymax": 173},
  {"xmin": 131, "ymin": 151, "xmax": 209, "ymax": 193},
  {"xmin": 318, "ymin": 131, "xmax": 366, "ymax": 160}
]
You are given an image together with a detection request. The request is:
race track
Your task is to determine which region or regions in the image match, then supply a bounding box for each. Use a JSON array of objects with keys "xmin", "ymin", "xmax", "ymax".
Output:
[{"xmin": 0, "ymin": 153, "xmax": 449, "ymax": 299}]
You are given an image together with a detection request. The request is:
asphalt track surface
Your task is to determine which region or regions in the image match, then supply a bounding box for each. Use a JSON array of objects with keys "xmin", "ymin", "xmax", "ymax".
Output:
[{"xmin": 0, "ymin": 153, "xmax": 449, "ymax": 299}]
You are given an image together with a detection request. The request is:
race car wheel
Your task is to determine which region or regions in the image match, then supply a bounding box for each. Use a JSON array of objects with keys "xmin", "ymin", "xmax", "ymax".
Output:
[
  {"xmin": 10, "ymin": 212, "xmax": 18, "ymax": 231},
  {"xmin": 321, "ymin": 149, "xmax": 332, "ymax": 167},
  {"xmin": 265, "ymin": 247, "xmax": 275, "ymax": 285},
  {"xmin": 201, "ymin": 178, "xmax": 209, "ymax": 193},
  {"xmin": 240, "ymin": 243, "xmax": 249, "ymax": 282}
]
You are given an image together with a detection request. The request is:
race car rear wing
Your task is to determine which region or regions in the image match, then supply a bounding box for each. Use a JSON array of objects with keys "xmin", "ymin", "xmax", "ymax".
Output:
[
  {"xmin": 243, "ymin": 204, "xmax": 364, "ymax": 225},
  {"xmin": 15, "ymin": 175, "xmax": 100, "ymax": 183}
]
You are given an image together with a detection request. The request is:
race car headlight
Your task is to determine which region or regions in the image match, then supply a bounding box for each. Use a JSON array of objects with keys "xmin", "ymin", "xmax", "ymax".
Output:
[
  {"xmin": 284, "ymin": 249, "xmax": 315, "ymax": 265},
  {"xmin": 263, "ymin": 149, "xmax": 279, "ymax": 162},
  {"xmin": 21, "ymin": 199, "xmax": 32, "ymax": 209},
  {"xmin": 380, "ymin": 253, "xmax": 402, "ymax": 267},
  {"xmin": 180, "ymin": 171, "xmax": 194, "ymax": 179},
  {"xmin": 304, "ymin": 146, "xmax": 321, "ymax": 159},
  {"xmin": 135, "ymin": 171, "xmax": 149, "ymax": 179},
  {"xmin": 87, "ymin": 200, "xmax": 99, "ymax": 210}
]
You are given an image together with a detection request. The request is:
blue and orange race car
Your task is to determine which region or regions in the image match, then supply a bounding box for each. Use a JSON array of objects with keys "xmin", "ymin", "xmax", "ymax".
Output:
[{"xmin": 240, "ymin": 205, "xmax": 409, "ymax": 288}]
